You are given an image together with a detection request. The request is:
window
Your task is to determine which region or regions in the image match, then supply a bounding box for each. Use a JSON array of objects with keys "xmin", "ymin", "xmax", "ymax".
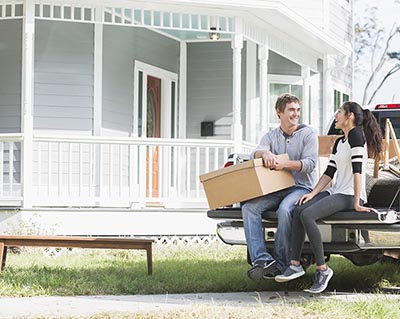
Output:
[{"xmin": 334, "ymin": 89, "xmax": 349, "ymax": 111}]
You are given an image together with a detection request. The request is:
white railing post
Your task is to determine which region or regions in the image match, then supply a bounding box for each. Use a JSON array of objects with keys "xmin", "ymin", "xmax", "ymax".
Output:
[
  {"xmin": 138, "ymin": 144, "xmax": 146, "ymax": 207},
  {"xmin": 21, "ymin": 0, "xmax": 35, "ymax": 208}
]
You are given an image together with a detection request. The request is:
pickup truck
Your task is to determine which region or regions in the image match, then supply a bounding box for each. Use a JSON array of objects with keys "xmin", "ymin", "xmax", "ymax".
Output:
[{"xmin": 206, "ymin": 104, "xmax": 400, "ymax": 267}]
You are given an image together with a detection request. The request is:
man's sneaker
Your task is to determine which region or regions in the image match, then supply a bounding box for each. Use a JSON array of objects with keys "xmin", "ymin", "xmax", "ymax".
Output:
[
  {"xmin": 305, "ymin": 266, "xmax": 334, "ymax": 294},
  {"xmin": 275, "ymin": 264, "xmax": 305, "ymax": 283},
  {"xmin": 247, "ymin": 259, "xmax": 276, "ymax": 280},
  {"xmin": 264, "ymin": 268, "xmax": 282, "ymax": 280}
]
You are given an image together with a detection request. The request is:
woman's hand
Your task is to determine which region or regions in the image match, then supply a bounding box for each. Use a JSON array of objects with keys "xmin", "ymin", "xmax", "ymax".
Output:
[
  {"xmin": 296, "ymin": 193, "xmax": 315, "ymax": 205},
  {"xmin": 354, "ymin": 203, "xmax": 378, "ymax": 213}
]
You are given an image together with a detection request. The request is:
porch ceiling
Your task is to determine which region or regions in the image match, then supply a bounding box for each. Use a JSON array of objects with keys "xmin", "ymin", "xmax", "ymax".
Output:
[
  {"xmin": 162, "ymin": 29, "xmax": 232, "ymax": 41},
  {"xmin": 148, "ymin": 0, "xmax": 352, "ymax": 56}
]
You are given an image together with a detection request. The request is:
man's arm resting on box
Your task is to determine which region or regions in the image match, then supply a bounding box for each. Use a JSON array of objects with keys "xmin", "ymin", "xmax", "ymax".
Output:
[{"xmin": 254, "ymin": 150, "xmax": 302, "ymax": 171}]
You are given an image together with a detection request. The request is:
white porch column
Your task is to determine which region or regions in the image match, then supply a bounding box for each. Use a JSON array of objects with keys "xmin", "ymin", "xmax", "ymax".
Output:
[
  {"xmin": 93, "ymin": 7, "xmax": 104, "ymax": 204},
  {"xmin": 301, "ymin": 66, "xmax": 310, "ymax": 124},
  {"xmin": 258, "ymin": 44, "xmax": 269, "ymax": 135},
  {"xmin": 231, "ymin": 32, "xmax": 243, "ymax": 153},
  {"xmin": 245, "ymin": 41, "xmax": 257, "ymax": 143},
  {"xmin": 93, "ymin": 6, "xmax": 103, "ymax": 136},
  {"xmin": 21, "ymin": 0, "xmax": 35, "ymax": 208},
  {"xmin": 323, "ymin": 54, "xmax": 334, "ymax": 130},
  {"xmin": 179, "ymin": 41, "xmax": 187, "ymax": 138}
]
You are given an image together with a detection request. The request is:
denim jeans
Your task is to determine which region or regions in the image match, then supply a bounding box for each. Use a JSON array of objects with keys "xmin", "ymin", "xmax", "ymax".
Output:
[{"xmin": 242, "ymin": 186, "xmax": 310, "ymax": 272}]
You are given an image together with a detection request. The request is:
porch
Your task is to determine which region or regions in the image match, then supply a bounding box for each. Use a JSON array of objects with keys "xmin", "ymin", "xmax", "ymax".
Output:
[{"xmin": 0, "ymin": 133, "xmax": 254, "ymax": 209}]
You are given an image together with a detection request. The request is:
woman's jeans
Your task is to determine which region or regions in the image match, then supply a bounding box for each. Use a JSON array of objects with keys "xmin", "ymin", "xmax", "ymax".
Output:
[{"xmin": 242, "ymin": 186, "xmax": 310, "ymax": 272}]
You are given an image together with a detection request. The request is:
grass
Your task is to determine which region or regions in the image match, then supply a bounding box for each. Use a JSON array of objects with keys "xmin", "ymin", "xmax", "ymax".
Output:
[
  {"xmin": 0, "ymin": 243, "xmax": 399, "ymax": 297},
  {"xmin": 82, "ymin": 298, "xmax": 400, "ymax": 319},
  {"xmin": 0, "ymin": 244, "xmax": 399, "ymax": 318}
]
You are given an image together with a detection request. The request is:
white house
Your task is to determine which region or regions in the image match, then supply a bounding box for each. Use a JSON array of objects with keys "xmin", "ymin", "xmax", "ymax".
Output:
[{"xmin": 0, "ymin": 0, "xmax": 353, "ymax": 237}]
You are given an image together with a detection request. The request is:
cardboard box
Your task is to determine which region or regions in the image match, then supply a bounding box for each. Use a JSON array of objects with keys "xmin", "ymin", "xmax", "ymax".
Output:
[
  {"xmin": 200, "ymin": 154, "xmax": 295, "ymax": 209},
  {"xmin": 318, "ymin": 135, "xmax": 400, "ymax": 158},
  {"xmin": 318, "ymin": 135, "xmax": 341, "ymax": 156}
]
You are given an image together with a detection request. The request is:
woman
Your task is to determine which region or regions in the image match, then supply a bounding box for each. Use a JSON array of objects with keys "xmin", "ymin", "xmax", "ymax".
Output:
[{"xmin": 275, "ymin": 101, "xmax": 383, "ymax": 293}]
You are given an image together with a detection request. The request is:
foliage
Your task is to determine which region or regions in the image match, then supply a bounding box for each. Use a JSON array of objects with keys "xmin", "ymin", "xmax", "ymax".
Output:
[
  {"xmin": 354, "ymin": 1, "xmax": 400, "ymax": 104},
  {"xmin": 354, "ymin": 6, "xmax": 384, "ymax": 64}
]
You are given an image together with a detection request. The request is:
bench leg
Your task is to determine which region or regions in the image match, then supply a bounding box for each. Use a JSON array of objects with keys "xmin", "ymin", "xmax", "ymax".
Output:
[
  {"xmin": 0, "ymin": 242, "xmax": 6, "ymax": 271},
  {"xmin": 146, "ymin": 245, "xmax": 152, "ymax": 275}
]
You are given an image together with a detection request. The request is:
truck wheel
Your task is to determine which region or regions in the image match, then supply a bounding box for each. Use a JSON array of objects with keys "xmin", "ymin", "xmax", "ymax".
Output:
[{"xmin": 343, "ymin": 252, "xmax": 382, "ymax": 266}]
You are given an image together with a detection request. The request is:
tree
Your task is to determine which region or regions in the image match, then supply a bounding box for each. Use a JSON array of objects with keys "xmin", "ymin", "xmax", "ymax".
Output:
[{"xmin": 354, "ymin": 2, "xmax": 400, "ymax": 104}]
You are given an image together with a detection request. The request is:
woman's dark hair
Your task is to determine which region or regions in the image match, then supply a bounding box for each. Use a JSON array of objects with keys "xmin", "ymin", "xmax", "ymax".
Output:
[{"xmin": 341, "ymin": 101, "xmax": 383, "ymax": 158}]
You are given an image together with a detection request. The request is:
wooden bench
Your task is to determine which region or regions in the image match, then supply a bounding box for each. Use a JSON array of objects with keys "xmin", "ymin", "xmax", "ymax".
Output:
[{"xmin": 0, "ymin": 235, "xmax": 154, "ymax": 275}]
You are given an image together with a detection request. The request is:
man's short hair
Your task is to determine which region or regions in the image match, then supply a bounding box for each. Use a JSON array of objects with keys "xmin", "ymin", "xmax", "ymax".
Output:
[{"xmin": 275, "ymin": 93, "xmax": 301, "ymax": 113}]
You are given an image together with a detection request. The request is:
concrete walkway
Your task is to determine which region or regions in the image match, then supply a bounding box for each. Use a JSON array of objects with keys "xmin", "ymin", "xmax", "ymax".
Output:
[{"xmin": 0, "ymin": 291, "xmax": 399, "ymax": 318}]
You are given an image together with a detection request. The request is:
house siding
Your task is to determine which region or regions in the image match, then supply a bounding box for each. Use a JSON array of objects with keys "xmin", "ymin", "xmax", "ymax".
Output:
[
  {"xmin": 281, "ymin": 0, "xmax": 324, "ymax": 29},
  {"xmin": 187, "ymin": 42, "xmax": 232, "ymax": 139},
  {"xmin": 271, "ymin": 0, "xmax": 352, "ymax": 51},
  {"xmin": 0, "ymin": 20, "xmax": 22, "ymax": 133},
  {"xmin": 102, "ymin": 26, "xmax": 179, "ymax": 135},
  {"xmin": 34, "ymin": 20, "xmax": 94, "ymax": 133},
  {"xmin": 329, "ymin": 1, "xmax": 352, "ymax": 46},
  {"xmin": 268, "ymin": 51, "xmax": 302, "ymax": 76},
  {"xmin": 186, "ymin": 42, "xmax": 246, "ymax": 139}
]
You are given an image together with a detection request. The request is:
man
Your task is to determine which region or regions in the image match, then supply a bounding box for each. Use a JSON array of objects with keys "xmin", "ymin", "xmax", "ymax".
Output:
[{"xmin": 243, "ymin": 93, "xmax": 318, "ymax": 280}]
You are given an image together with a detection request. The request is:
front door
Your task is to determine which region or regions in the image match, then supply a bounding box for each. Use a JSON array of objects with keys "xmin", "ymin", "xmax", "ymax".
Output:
[
  {"xmin": 146, "ymin": 76, "xmax": 161, "ymax": 198},
  {"xmin": 133, "ymin": 61, "xmax": 178, "ymax": 205}
]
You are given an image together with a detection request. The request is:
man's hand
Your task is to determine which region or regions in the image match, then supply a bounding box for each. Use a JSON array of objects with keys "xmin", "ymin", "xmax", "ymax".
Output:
[
  {"xmin": 261, "ymin": 151, "xmax": 278, "ymax": 169},
  {"xmin": 272, "ymin": 158, "xmax": 287, "ymax": 171}
]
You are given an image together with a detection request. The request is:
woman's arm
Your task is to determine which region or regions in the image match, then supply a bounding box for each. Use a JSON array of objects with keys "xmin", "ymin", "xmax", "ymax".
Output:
[
  {"xmin": 353, "ymin": 173, "xmax": 377, "ymax": 213},
  {"xmin": 348, "ymin": 128, "xmax": 377, "ymax": 213},
  {"xmin": 296, "ymin": 174, "xmax": 332, "ymax": 205}
]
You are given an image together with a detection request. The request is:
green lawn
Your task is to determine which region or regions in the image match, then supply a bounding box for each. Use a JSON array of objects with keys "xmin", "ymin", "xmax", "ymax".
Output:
[{"xmin": 0, "ymin": 243, "xmax": 398, "ymax": 297}]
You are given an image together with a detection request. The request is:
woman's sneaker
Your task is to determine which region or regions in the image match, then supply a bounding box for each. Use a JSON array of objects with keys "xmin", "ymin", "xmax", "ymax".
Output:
[
  {"xmin": 305, "ymin": 266, "xmax": 334, "ymax": 294},
  {"xmin": 247, "ymin": 259, "xmax": 276, "ymax": 280},
  {"xmin": 275, "ymin": 265, "xmax": 305, "ymax": 283}
]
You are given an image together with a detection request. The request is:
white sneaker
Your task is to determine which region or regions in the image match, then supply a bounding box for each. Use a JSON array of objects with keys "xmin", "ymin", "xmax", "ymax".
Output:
[{"xmin": 275, "ymin": 265, "xmax": 305, "ymax": 283}]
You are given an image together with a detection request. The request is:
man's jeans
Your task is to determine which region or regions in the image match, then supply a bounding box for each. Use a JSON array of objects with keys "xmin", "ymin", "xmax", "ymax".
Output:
[{"xmin": 242, "ymin": 186, "xmax": 310, "ymax": 272}]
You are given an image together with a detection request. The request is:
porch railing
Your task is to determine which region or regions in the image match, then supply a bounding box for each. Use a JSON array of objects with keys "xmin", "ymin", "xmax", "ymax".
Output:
[
  {"xmin": 30, "ymin": 135, "xmax": 255, "ymax": 208},
  {"xmin": 0, "ymin": 134, "xmax": 23, "ymax": 204}
]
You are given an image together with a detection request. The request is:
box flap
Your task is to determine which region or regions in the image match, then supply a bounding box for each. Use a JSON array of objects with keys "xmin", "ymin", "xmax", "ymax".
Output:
[
  {"xmin": 199, "ymin": 153, "xmax": 289, "ymax": 182},
  {"xmin": 199, "ymin": 159, "xmax": 258, "ymax": 182}
]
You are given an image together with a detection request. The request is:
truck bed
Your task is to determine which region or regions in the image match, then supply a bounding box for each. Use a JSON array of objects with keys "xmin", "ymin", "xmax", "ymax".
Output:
[{"xmin": 207, "ymin": 207, "xmax": 386, "ymax": 224}]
